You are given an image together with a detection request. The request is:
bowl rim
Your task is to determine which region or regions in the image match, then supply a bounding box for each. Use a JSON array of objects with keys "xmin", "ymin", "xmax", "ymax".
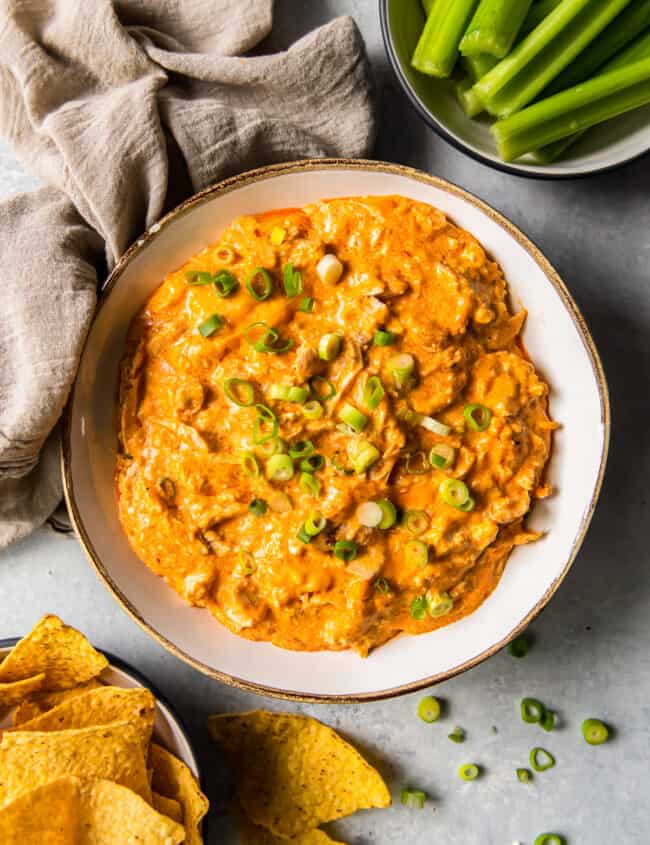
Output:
[
  {"xmin": 62, "ymin": 157, "xmax": 610, "ymax": 703},
  {"xmin": 378, "ymin": 0, "xmax": 650, "ymax": 180}
]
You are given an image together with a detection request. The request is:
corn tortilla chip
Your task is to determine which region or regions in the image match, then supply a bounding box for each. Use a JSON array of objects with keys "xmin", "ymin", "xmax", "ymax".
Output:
[
  {"xmin": 0, "ymin": 674, "xmax": 45, "ymax": 709},
  {"xmin": 12, "ymin": 679, "xmax": 104, "ymax": 726},
  {"xmin": 235, "ymin": 803, "xmax": 347, "ymax": 845},
  {"xmin": 0, "ymin": 616, "xmax": 107, "ymax": 691},
  {"xmin": 149, "ymin": 742, "xmax": 208, "ymax": 845},
  {"xmin": 0, "ymin": 776, "xmax": 78, "ymax": 843},
  {"xmin": 0, "ymin": 721, "xmax": 151, "ymax": 806},
  {"xmin": 208, "ymin": 711, "xmax": 390, "ymax": 838},
  {"xmin": 152, "ymin": 792, "xmax": 184, "ymax": 824}
]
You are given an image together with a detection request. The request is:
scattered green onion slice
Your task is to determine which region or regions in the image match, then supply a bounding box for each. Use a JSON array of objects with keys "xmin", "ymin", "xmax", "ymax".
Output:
[
  {"xmin": 185, "ymin": 270, "xmax": 214, "ymax": 286},
  {"xmin": 288, "ymin": 440, "xmax": 314, "ymax": 460},
  {"xmin": 582, "ymin": 718, "xmax": 609, "ymax": 745},
  {"xmin": 356, "ymin": 501, "xmax": 383, "ymax": 528},
  {"xmin": 245, "ymin": 321, "xmax": 294, "ymax": 355},
  {"xmin": 198, "ymin": 314, "xmax": 224, "ymax": 337},
  {"xmin": 405, "ymin": 539, "xmax": 429, "ymax": 568},
  {"xmin": 530, "ymin": 747, "xmax": 555, "ymax": 772},
  {"xmin": 427, "ymin": 591, "xmax": 454, "ymax": 617},
  {"xmin": 248, "ymin": 498, "xmax": 268, "ymax": 517},
  {"xmin": 410, "ymin": 595, "xmax": 428, "ymax": 621},
  {"xmin": 257, "ymin": 437, "xmax": 286, "ymax": 458},
  {"xmin": 464, "ymin": 403, "xmax": 492, "ymax": 432},
  {"xmin": 305, "ymin": 511, "xmax": 327, "ymax": 536},
  {"xmin": 240, "ymin": 451, "xmax": 260, "ymax": 478},
  {"xmin": 298, "ymin": 296, "xmax": 315, "ymax": 313},
  {"xmin": 287, "ymin": 386, "xmax": 309, "ymax": 404},
  {"xmin": 374, "ymin": 577, "xmax": 392, "ymax": 594},
  {"xmin": 397, "ymin": 407, "xmax": 422, "ymax": 427},
  {"xmin": 534, "ymin": 835, "xmax": 565, "ymax": 845},
  {"xmin": 404, "ymin": 509, "xmax": 430, "ymax": 535},
  {"xmin": 158, "ymin": 477, "xmax": 176, "ymax": 501},
  {"xmin": 318, "ymin": 332, "xmax": 343, "ymax": 362},
  {"xmin": 417, "ymin": 695, "xmax": 441, "ymax": 723},
  {"xmin": 387, "ymin": 353, "xmax": 415, "ymax": 389},
  {"xmin": 351, "ymin": 441, "xmax": 380, "ymax": 474},
  {"xmin": 440, "ymin": 478, "xmax": 471, "ymax": 509},
  {"xmin": 266, "ymin": 454, "xmax": 294, "ymax": 482},
  {"xmin": 509, "ymin": 633, "xmax": 529, "ymax": 658},
  {"xmin": 338, "ymin": 403, "xmax": 368, "ymax": 433},
  {"xmin": 363, "ymin": 376, "xmax": 385, "ymax": 410},
  {"xmin": 224, "ymin": 378, "xmax": 255, "ymax": 407},
  {"xmin": 419, "ymin": 415, "xmax": 451, "ymax": 436},
  {"xmin": 517, "ymin": 768, "xmax": 532, "ymax": 784},
  {"xmin": 458, "ymin": 763, "xmax": 480, "ymax": 782},
  {"xmin": 267, "ymin": 491, "xmax": 292, "ymax": 513},
  {"xmin": 448, "ymin": 727, "xmax": 465, "ymax": 744},
  {"xmin": 296, "ymin": 525, "xmax": 312, "ymax": 544},
  {"xmin": 400, "ymin": 788, "xmax": 426, "ymax": 809},
  {"xmin": 404, "ymin": 451, "xmax": 430, "ymax": 475},
  {"xmin": 542, "ymin": 710, "xmax": 556, "ymax": 732},
  {"xmin": 245, "ymin": 267, "xmax": 273, "ymax": 301},
  {"xmin": 300, "ymin": 454, "xmax": 325, "ymax": 473},
  {"xmin": 373, "ymin": 329, "xmax": 398, "ymax": 346},
  {"xmin": 252, "ymin": 404, "xmax": 279, "ymax": 444},
  {"xmin": 333, "ymin": 540, "xmax": 358, "ymax": 562},
  {"xmin": 213, "ymin": 269, "xmax": 238, "ymax": 297},
  {"xmin": 309, "ymin": 376, "xmax": 336, "ymax": 401},
  {"xmin": 458, "ymin": 496, "xmax": 475, "ymax": 512},
  {"xmin": 283, "ymin": 262, "xmax": 302, "ymax": 298},
  {"xmin": 238, "ymin": 551, "xmax": 256, "ymax": 575},
  {"xmin": 300, "ymin": 472, "xmax": 321, "ymax": 498},
  {"xmin": 302, "ymin": 400, "xmax": 324, "ymax": 420},
  {"xmin": 268, "ymin": 384, "xmax": 291, "ymax": 401},
  {"xmin": 521, "ymin": 698, "xmax": 545, "ymax": 724},
  {"xmin": 429, "ymin": 443, "xmax": 456, "ymax": 470},
  {"xmin": 377, "ymin": 499, "xmax": 397, "ymax": 529}
]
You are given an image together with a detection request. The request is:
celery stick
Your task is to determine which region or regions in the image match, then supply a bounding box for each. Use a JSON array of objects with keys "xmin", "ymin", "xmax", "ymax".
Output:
[
  {"xmin": 519, "ymin": 0, "xmax": 563, "ymax": 38},
  {"xmin": 412, "ymin": 0, "xmax": 481, "ymax": 78},
  {"xmin": 538, "ymin": 28, "xmax": 650, "ymax": 160},
  {"xmin": 462, "ymin": 52, "xmax": 498, "ymax": 81},
  {"xmin": 460, "ymin": 0, "xmax": 534, "ymax": 59},
  {"xmin": 493, "ymin": 57, "xmax": 650, "ymax": 160},
  {"xmin": 456, "ymin": 76, "xmax": 486, "ymax": 115},
  {"xmin": 422, "ymin": 0, "xmax": 437, "ymax": 14},
  {"xmin": 474, "ymin": 0, "xmax": 633, "ymax": 118}
]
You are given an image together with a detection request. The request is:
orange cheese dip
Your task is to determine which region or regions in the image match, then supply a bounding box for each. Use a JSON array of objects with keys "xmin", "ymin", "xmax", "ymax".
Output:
[{"xmin": 116, "ymin": 196, "xmax": 555, "ymax": 655}]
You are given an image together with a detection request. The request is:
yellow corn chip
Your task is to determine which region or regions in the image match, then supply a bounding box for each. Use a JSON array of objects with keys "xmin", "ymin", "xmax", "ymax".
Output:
[
  {"xmin": 12, "ymin": 679, "xmax": 104, "ymax": 726},
  {"xmin": 149, "ymin": 742, "xmax": 208, "ymax": 845},
  {"xmin": 152, "ymin": 792, "xmax": 184, "ymax": 823},
  {"xmin": 0, "ymin": 615, "xmax": 107, "ymax": 691},
  {"xmin": 0, "ymin": 721, "xmax": 151, "ymax": 806},
  {"xmin": 7, "ymin": 687, "xmax": 156, "ymax": 751},
  {"xmin": 0, "ymin": 674, "xmax": 45, "ymax": 709},
  {"xmin": 208, "ymin": 711, "xmax": 390, "ymax": 838},
  {"xmin": 235, "ymin": 803, "xmax": 347, "ymax": 845},
  {"xmin": 0, "ymin": 776, "xmax": 78, "ymax": 844}
]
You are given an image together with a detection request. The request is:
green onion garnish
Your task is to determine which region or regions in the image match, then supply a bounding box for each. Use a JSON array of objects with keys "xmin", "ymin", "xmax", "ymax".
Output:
[
  {"xmin": 158, "ymin": 478, "xmax": 176, "ymax": 501},
  {"xmin": 298, "ymin": 297, "xmax": 315, "ymax": 313},
  {"xmin": 429, "ymin": 443, "xmax": 456, "ymax": 470},
  {"xmin": 362, "ymin": 375, "xmax": 385, "ymax": 410},
  {"xmin": 517, "ymin": 767, "xmax": 532, "ymax": 784},
  {"xmin": 405, "ymin": 539, "xmax": 429, "ymax": 568},
  {"xmin": 302, "ymin": 400, "xmax": 324, "ymax": 420},
  {"xmin": 458, "ymin": 764, "xmax": 480, "ymax": 782},
  {"xmin": 374, "ymin": 577, "xmax": 392, "ymax": 594},
  {"xmin": 257, "ymin": 437, "xmax": 286, "ymax": 458},
  {"xmin": 508, "ymin": 633, "xmax": 529, "ymax": 658},
  {"xmin": 288, "ymin": 386, "xmax": 309, "ymax": 404},
  {"xmin": 300, "ymin": 454, "xmax": 324, "ymax": 473},
  {"xmin": 410, "ymin": 595, "xmax": 428, "ymax": 620},
  {"xmin": 530, "ymin": 747, "xmax": 555, "ymax": 772},
  {"xmin": 373, "ymin": 329, "xmax": 398, "ymax": 346},
  {"xmin": 400, "ymin": 788, "xmax": 426, "ymax": 809},
  {"xmin": 356, "ymin": 502, "xmax": 383, "ymax": 528},
  {"xmin": 283, "ymin": 262, "xmax": 302, "ymax": 298},
  {"xmin": 296, "ymin": 525, "xmax": 312, "ymax": 544},
  {"xmin": 245, "ymin": 322, "xmax": 294, "ymax": 355},
  {"xmin": 404, "ymin": 451, "xmax": 430, "ymax": 475},
  {"xmin": 241, "ymin": 451, "xmax": 260, "ymax": 478},
  {"xmin": 387, "ymin": 353, "xmax": 415, "ymax": 390},
  {"xmin": 417, "ymin": 695, "xmax": 441, "ymax": 723},
  {"xmin": 448, "ymin": 727, "xmax": 465, "ymax": 743},
  {"xmin": 224, "ymin": 378, "xmax": 255, "ymax": 407},
  {"xmin": 521, "ymin": 698, "xmax": 545, "ymax": 724},
  {"xmin": 338, "ymin": 403, "xmax": 368, "ymax": 433},
  {"xmin": 351, "ymin": 441, "xmax": 380, "ymax": 474},
  {"xmin": 309, "ymin": 376, "xmax": 336, "ymax": 401},
  {"xmin": 582, "ymin": 718, "xmax": 609, "ymax": 745},
  {"xmin": 252, "ymin": 404, "xmax": 279, "ymax": 444},
  {"xmin": 427, "ymin": 591, "xmax": 453, "ymax": 617},
  {"xmin": 318, "ymin": 332, "xmax": 343, "ymax": 362},
  {"xmin": 288, "ymin": 440, "xmax": 314, "ymax": 459},
  {"xmin": 439, "ymin": 478, "xmax": 472, "ymax": 509},
  {"xmin": 463, "ymin": 403, "xmax": 492, "ymax": 432},
  {"xmin": 245, "ymin": 267, "xmax": 273, "ymax": 301},
  {"xmin": 305, "ymin": 511, "xmax": 327, "ymax": 536},
  {"xmin": 333, "ymin": 540, "xmax": 358, "ymax": 562},
  {"xmin": 266, "ymin": 453, "xmax": 294, "ymax": 482},
  {"xmin": 404, "ymin": 509, "xmax": 430, "ymax": 535},
  {"xmin": 534, "ymin": 835, "xmax": 565, "ymax": 845},
  {"xmin": 300, "ymin": 472, "xmax": 321, "ymax": 498},
  {"xmin": 377, "ymin": 499, "xmax": 397, "ymax": 529},
  {"xmin": 185, "ymin": 270, "xmax": 214, "ymax": 286},
  {"xmin": 213, "ymin": 270, "xmax": 238, "ymax": 297},
  {"xmin": 248, "ymin": 498, "xmax": 268, "ymax": 517},
  {"xmin": 198, "ymin": 313, "xmax": 224, "ymax": 337},
  {"xmin": 419, "ymin": 415, "xmax": 451, "ymax": 436},
  {"xmin": 542, "ymin": 710, "xmax": 556, "ymax": 732},
  {"xmin": 268, "ymin": 385, "xmax": 291, "ymax": 401}
]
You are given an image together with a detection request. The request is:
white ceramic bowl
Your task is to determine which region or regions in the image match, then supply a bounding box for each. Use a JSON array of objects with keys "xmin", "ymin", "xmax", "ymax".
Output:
[
  {"xmin": 380, "ymin": 0, "xmax": 650, "ymax": 178},
  {"xmin": 63, "ymin": 159, "xmax": 609, "ymax": 701}
]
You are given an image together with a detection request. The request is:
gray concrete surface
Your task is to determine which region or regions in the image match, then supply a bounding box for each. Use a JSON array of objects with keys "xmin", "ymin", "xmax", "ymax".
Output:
[{"xmin": 1, "ymin": 2, "xmax": 649, "ymax": 843}]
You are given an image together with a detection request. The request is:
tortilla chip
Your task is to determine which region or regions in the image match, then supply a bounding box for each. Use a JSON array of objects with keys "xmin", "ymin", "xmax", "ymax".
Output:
[
  {"xmin": 0, "ymin": 674, "xmax": 45, "ymax": 709},
  {"xmin": 7, "ymin": 687, "xmax": 156, "ymax": 750},
  {"xmin": 149, "ymin": 743, "xmax": 208, "ymax": 845},
  {"xmin": 152, "ymin": 792, "xmax": 184, "ymax": 824},
  {"xmin": 12, "ymin": 679, "xmax": 104, "ymax": 726},
  {"xmin": 0, "ymin": 721, "xmax": 151, "ymax": 806},
  {"xmin": 236, "ymin": 803, "xmax": 347, "ymax": 845},
  {"xmin": 0, "ymin": 777, "xmax": 78, "ymax": 844},
  {"xmin": 0, "ymin": 616, "xmax": 107, "ymax": 691},
  {"xmin": 208, "ymin": 711, "xmax": 390, "ymax": 838}
]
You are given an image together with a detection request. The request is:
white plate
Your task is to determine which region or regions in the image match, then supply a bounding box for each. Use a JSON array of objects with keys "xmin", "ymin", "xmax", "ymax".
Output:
[{"xmin": 63, "ymin": 159, "xmax": 609, "ymax": 701}]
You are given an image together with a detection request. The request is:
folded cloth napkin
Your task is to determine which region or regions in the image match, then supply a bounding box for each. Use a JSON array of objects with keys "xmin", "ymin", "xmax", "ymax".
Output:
[{"xmin": 0, "ymin": 0, "xmax": 375, "ymax": 548}]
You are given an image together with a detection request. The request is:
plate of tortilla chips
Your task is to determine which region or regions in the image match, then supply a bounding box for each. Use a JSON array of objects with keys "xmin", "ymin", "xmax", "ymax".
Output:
[{"xmin": 0, "ymin": 614, "xmax": 209, "ymax": 844}]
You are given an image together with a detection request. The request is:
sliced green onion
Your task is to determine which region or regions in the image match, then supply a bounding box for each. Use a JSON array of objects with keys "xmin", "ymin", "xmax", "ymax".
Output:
[
  {"xmin": 268, "ymin": 491, "xmax": 292, "ymax": 513},
  {"xmin": 309, "ymin": 376, "xmax": 336, "ymax": 401},
  {"xmin": 316, "ymin": 253, "xmax": 344, "ymax": 285},
  {"xmin": 400, "ymin": 788, "xmax": 426, "ymax": 809},
  {"xmin": 458, "ymin": 763, "xmax": 480, "ymax": 782},
  {"xmin": 288, "ymin": 386, "xmax": 309, "ymax": 404},
  {"xmin": 266, "ymin": 454, "xmax": 294, "ymax": 482},
  {"xmin": 300, "ymin": 454, "xmax": 325, "ymax": 473},
  {"xmin": 387, "ymin": 353, "xmax": 415, "ymax": 390},
  {"xmin": 458, "ymin": 496, "xmax": 475, "ymax": 512},
  {"xmin": 283, "ymin": 262, "xmax": 303, "ymax": 298},
  {"xmin": 463, "ymin": 403, "xmax": 492, "ymax": 432},
  {"xmin": 405, "ymin": 539, "xmax": 429, "ymax": 568},
  {"xmin": 410, "ymin": 595, "xmax": 428, "ymax": 620},
  {"xmin": 373, "ymin": 329, "xmax": 398, "ymax": 346},
  {"xmin": 351, "ymin": 441, "xmax": 380, "ymax": 474},
  {"xmin": 374, "ymin": 577, "xmax": 392, "ymax": 594},
  {"xmin": 405, "ymin": 451, "xmax": 430, "ymax": 475},
  {"xmin": 397, "ymin": 407, "xmax": 422, "ymax": 427},
  {"xmin": 257, "ymin": 437, "xmax": 286, "ymax": 458},
  {"xmin": 318, "ymin": 332, "xmax": 343, "ymax": 362},
  {"xmin": 305, "ymin": 511, "xmax": 327, "ymax": 536},
  {"xmin": 534, "ymin": 835, "xmax": 565, "ymax": 845},
  {"xmin": 241, "ymin": 451, "xmax": 260, "ymax": 478},
  {"xmin": 198, "ymin": 313, "xmax": 224, "ymax": 337},
  {"xmin": 404, "ymin": 509, "xmax": 430, "ymax": 535},
  {"xmin": 427, "ymin": 591, "xmax": 454, "ymax": 617},
  {"xmin": 296, "ymin": 525, "xmax": 312, "ymax": 544},
  {"xmin": 508, "ymin": 633, "xmax": 529, "ymax": 658},
  {"xmin": 363, "ymin": 376, "xmax": 385, "ymax": 410},
  {"xmin": 158, "ymin": 478, "xmax": 176, "ymax": 501},
  {"xmin": 419, "ymin": 416, "xmax": 451, "ymax": 436},
  {"xmin": 517, "ymin": 767, "xmax": 532, "ymax": 784},
  {"xmin": 542, "ymin": 710, "xmax": 556, "ymax": 732},
  {"xmin": 224, "ymin": 378, "xmax": 255, "ymax": 407},
  {"xmin": 298, "ymin": 296, "xmax": 315, "ymax": 313},
  {"xmin": 245, "ymin": 321, "xmax": 294, "ymax": 355},
  {"xmin": 302, "ymin": 400, "xmax": 324, "ymax": 420},
  {"xmin": 448, "ymin": 727, "xmax": 466, "ymax": 743},
  {"xmin": 268, "ymin": 384, "xmax": 291, "ymax": 401},
  {"xmin": 300, "ymin": 472, "xmax": 321, "ymax": 498},
  {"xmin": 245, "ymin": 267, "xmax": 273, "ymax": 301},
  {"xmin": 185, "ymin": 270, "xmax": 214, "ymax": 286},
  {"xmin": 213, "ymin": 270, "xmax": 238, "ymax": 297},
  {"xmin": 417, "ymin": 695, "xmax": 441, "ymax": 723},
  {"xmin": 333, "ymin": 540, "xmax": 358, "ymax": 562},
  {"xmin": 521, "ymin": 698, "xmax": 545, "ymax": 724},
  {"xmin": 252, "ymin": 404, "xmax": 279, "ymax": 444},
  {"xmin": 356, "ymin": 501, "xmax": 383, "ymax": 528},
  {"xmin": 288, "ymin": 440, "xmax": 314, "ymax": 459},
  {"xmin": 248, "ymin": 498, "xmax": 268, "ymax": 517},
  {"xmin": 439, "ymin": 478, "xmax": 471, "ymax": 509},
  {"xmin": 582, "ymin": 718, "xmax": 609, "ymax": 745},
  {"xmin": 530, "ymin": 747, "xmax": 555, "ymax": 772},
  {"xmin": 338, "ymin": 403, "xmax": 368, "ymax": 433},
  {"xmin": 377, "ymin": 499, "xmax": 397, "ymax": 529}
]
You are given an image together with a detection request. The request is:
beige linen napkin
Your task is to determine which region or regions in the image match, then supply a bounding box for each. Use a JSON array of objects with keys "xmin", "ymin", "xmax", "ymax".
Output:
[{"xmin": 0, "ymin": 0, "xmax": 375, "ymax": 547}]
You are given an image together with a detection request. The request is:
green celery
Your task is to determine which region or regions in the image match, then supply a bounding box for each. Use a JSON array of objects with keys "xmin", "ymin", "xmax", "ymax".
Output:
[
  {"xmin": 460, "ymin": 0, "xmax": 534, "ymax": 58},
  {"xmin": 519, "ymin": 0, "xmax": 563, "ymax": 37},
  {"xmin": 412, "ymin": 0, "xmax": 480, "ymax": 78},
  {"xmin": 493, "ymin": 57, "xmax": 650, "ymax": 161},
  {"xmin": 422, "ymin": 0, "xmax": 437, "ymax": 14},
  {"xmin": 462, "ymin": 52, "xmax": 498, "ymax": 81},
  {"xmin": 474, "ymin": 0, "xmax": 633, "ymax": 118},
  {"xmin": 456, "ymin": 76, "xmax": 486, "ymax": 115}
]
